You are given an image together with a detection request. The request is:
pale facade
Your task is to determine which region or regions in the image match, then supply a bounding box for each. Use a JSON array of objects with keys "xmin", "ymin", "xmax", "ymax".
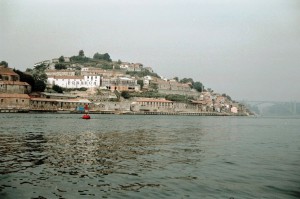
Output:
[
  {"xmin": 0, "ymin": 81, "xmax": 31, "ymax": 94},
  {"xmin": 47, "ymin": 75, "xmax": 101, "ymax": 88},
  {"xmin": 0, "ymin": 67, "xmax": 31, "ymax": 94},
  {"xmin": 0, "ymin": 93, "xmax": 30, "ymax": 111},
  {"xmin": 130, "ymin": 98, "xmax": 174, "ymax": 112},
  {"xmin": 45, "ymin": 70, "xmax": 75, "ymax": 77},
  {"xmin": 101, "ymin": 77, "xmax": 139, "ymax": 91},
  {"xmin": 30, "ymin": 98, "xmax": 92, "ymax": 111}
]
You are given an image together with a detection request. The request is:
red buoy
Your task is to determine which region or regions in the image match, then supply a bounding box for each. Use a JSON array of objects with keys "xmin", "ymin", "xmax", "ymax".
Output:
[
  {"xmin": 82, "ymin": 114, "xmax": 90, "ymax": 119},
  {"xmin": 82, "ymin": 103, "xmax": 91, "ymax": 119}
]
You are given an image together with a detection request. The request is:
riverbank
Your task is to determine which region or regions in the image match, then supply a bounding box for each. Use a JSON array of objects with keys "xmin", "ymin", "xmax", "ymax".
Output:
[{"xmin": 0, "ymin": 108, "xmax": 248, "ymax": 116}]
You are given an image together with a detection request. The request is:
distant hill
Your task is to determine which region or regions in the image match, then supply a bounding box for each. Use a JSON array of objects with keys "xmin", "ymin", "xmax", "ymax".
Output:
[{"xmin": 245, "ymin": 101, "xmax": 300, "ymax": 116}]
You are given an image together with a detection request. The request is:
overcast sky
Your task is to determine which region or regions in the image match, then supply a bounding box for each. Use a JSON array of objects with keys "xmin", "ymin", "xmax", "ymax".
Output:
[{"xmin": 1, "ymin": 0, "xmax": 300, "ymax": 101}]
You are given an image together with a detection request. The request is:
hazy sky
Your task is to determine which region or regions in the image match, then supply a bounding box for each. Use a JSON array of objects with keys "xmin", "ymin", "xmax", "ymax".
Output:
[{"xmin": 1, "ymin": 0, "xmax": 300, "ymax": 101}]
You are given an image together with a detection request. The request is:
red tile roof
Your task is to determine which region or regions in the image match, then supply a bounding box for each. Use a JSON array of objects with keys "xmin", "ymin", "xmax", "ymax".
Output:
[
  {"xmin": 0, "ymin": 93, "xmax": 30, "ymax": 99},
  {"xmin": 0, "ymin": 81, "xmax": 29, "ymax": 86},
  {"xmin": 49, "ymin": 76, "xmax": 84, "ymax": 80},
  {"xmin": 0, "ymin": 67, "xmax": 18, "ymax": 76},
  {"xmin": 136, "ymin": 98, "xmax": 173, "ymax": 103}
]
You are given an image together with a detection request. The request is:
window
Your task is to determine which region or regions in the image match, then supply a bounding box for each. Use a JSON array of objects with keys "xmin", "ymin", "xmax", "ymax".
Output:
[{"xmin": 0, "ymin": 99, "xmax": 3, "ymax": 103}]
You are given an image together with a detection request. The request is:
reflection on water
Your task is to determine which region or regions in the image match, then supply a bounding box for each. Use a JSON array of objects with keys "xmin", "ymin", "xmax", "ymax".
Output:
[{"xmin": 0, "ymin": 114, "xmax": 300, "ymax": 198}]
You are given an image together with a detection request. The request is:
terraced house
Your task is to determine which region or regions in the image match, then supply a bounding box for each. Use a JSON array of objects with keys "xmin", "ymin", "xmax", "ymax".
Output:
[{"xmin": 0, "ymin": 66, "xmax": 31, "ymax": 112}]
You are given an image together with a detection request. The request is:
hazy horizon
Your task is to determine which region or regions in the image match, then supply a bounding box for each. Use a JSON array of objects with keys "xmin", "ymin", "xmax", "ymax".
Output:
[{"xmin": 1, "ymin": 0, "xmax": 300, "ymax": 102}]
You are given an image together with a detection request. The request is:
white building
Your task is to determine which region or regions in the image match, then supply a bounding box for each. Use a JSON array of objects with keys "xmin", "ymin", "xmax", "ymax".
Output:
[
  {"xmin": 143, "ymin": 75, "xmax": 153, "ymax": 88},
  {"xmin": 47, "ymin": 75, "xmax": 101, "ymax": 89},
  {"xmin": 120, "ymin": 62, "xmax": 130, "ymax": 70}
]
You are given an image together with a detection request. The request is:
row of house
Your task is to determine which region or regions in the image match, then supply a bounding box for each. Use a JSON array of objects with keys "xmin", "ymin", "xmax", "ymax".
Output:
[
  {"xmin": 119, "ymin": 62, "xmax": 143, "ymax": 71},
  {"xmin": 45, "ymin": 67, "xmax": 202, "ymax": 101},
  {"xmin": 0, "ymin": 66, "xmax": 94, "ymax": 112}
]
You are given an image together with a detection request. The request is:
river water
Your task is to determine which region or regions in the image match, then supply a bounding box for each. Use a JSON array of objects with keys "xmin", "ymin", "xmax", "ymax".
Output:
[{"xmin": 0, "ymin": 114, "xmax": 299, "ymax": 199}]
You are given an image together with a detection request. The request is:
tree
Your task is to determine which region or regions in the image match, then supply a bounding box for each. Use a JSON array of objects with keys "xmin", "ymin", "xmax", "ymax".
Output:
[
  {"xmin": 55, "ymin": 64, "xmax": 67, "ymax": 70},
  {"xmin": 165, "ymin": 94, "xmax": 186, "ymax": 102},
  {"xmin": 137, "ymin": 79, "xmax": 144, "ymax": 89},
  {"xmin": 173, "ymin": 77, "xmax": 179, "ymax": 82},
  {"xmin": 121, "ymin": 91, "xmax": 130, "ymax": 99},
  {"xmin": 149, "ymin": 82, "xmax": 158, "ymax": 91},
  {"xmin": 180, "ymin": 78, "xmax": 194, "ymax": 84},
  {"xmin": 79, "ymin": 50, "xmax": 85, "ymax": 57},
  {"xmin": 100, "ymin": 63, "xmax": 113, "ymax": 70},
  {"xmin": 34, "ymin": 63, "xmax": 47, "ymax": 71},
  {"xmin": 14, "ymin": 69, "xmax": 46, "ymax": 92},
  {"xmin": 193, "ymin": 81, "xmax": 203, "ymax": 92},
  {"xmin": 222, "ymin": 93, "xmax": 232, "ymax": 101},
  {"xmin": 93, "ymin": 52, "xmax": 101, "ymax": 59},
  {"xmin": 13, "ymin": 69, "xmax": 35, "ymax": 89},
  {"xmin": 103, "ymin": 53, "xmax": 112, "ymax": 62},
  {"xmin": 34, "ymin": 80, "xmax": 46, "ymax": 92},
  {"xmin": 33, "ymin": 72, "xmax": 47, "ymax": 82},
  {"xmin": 59, "ymin": 56, "xmax": 65, "ymax": 63},
  {"xmin": 117, "ymin": 59, "xmax": 122, "ymax": 64},
  {"xmin": 26, "ymin": 68, "xmax": 33, "ymax": 73},
  {"xmin": 52, "ymin": 85, "xmax": 63, "ymax": 93},
  {"xmin": 0, "ymin": 61, "xmax": 8, "ymax": 67},
  {"xmin": 93, "ymin": 52, "xmax": 112, "ymax": 62},
  {"xmin": 207, "ymin": 88, "xmax": 214, "ymax": 93}
]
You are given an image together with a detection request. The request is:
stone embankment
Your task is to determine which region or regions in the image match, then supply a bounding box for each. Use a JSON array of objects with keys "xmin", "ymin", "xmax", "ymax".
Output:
[{"xmin": 88, "ymin": 110, "xmax": 248, "ymax": 116}]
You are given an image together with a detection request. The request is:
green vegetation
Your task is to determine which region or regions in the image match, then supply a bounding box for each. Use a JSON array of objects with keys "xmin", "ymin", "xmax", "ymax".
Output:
[
  {"xmin": 193, "ymin": 81, "xmax": 203, "ymax": 92},
  {"xmin": 52, "ymin": 85, "xmax": 63, "ymax": 93},
  {"xmin": 137, "ymin": 80, "xmax": 144, "ymax": 89},
  {"xmin": 180, "ymin": 78, "xmax": 194, "ymax": 84},
  {"xmin": 165, "ymin": 94, "xmax": 191, "ymax": 102},
  {"xmin": 70, "ymin": 50, "xmax": 90, "ymax": 63},
  {"xmin": 149, "ymin": 83, "xmax": 158, "ymax": 92},
  {"xmin": 126, "ymin": 70, "xmax": 160, "ymax": 78},
  {"xmin": 93, "ymin": 52, "xmax": 112, "ymax": 62},
  {"xmin": 59, "ymin": 56, "xmax": 65, "ymax": 63},
  {"xmin": 63, "ymin": 87, "xmax": 88, "ymax": 92},
  {"xmin": 55, "ymin": 63, "xmax": 67, "ymax": 70},
  {"xmin": 179, "ymin": 77, "xmax": 204, "ymax": 92},
  {"xmin": 70, "ymin": 55, "xmax": 91, "ymax": 63},
  {"xmin": 100, "ymin": 63, "xmax": 113, "ymax": 70},
  {"xmin": 0, "ymin": 61, "xmax": 8, "ymax": 67},
  {"xmin": 79, "ymin": 50, "xmax": 85, "ymax": 57},
  {"xmin": 14, "ymin": 68, "xmax": 47, "ymax": 92},
  {"xmin": 222, "ymin": 93, "xmax": 232, "ymax": 101},
  {"xmin": 13, "ymin": 69, "xmax": 35, "ymax": 88},
  {"xmin": 121, "ymin": 91, "xmax": 130, "ymax": 99}
]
